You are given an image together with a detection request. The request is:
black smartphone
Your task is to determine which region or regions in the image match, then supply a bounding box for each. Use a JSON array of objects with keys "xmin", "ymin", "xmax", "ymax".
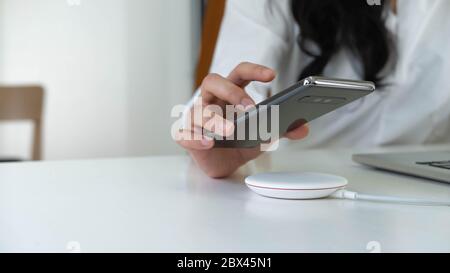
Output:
[{"xmin": 211, "ymin": 76, "xmax": 375, "ymax": 148}]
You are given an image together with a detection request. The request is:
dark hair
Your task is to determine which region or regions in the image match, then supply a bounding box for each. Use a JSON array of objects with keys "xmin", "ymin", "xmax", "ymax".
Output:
[{"xmin": 291, "ymin": 0, "xmax": 394, "ymax": 85}]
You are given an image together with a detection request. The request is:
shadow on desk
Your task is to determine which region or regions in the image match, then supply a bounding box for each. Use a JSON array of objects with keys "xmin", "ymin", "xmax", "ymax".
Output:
[{"xmin": 0, "ymin": 158, "xmax": 22, "ymax": 163}]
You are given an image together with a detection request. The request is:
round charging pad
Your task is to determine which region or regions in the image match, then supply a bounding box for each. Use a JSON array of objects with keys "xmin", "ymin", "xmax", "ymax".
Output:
[{"xmin": 245, "ymin": 172, "xmax": 348, "ymax": 200}]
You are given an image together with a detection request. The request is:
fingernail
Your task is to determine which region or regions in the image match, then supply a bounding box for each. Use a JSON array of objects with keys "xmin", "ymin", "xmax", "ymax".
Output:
[
  {"xmin": 244, "ymin": 104, "xmax": 256, "ymax": 111},
  {"xmin": 201, "ymin": 137, "xmax": 213, "ymax": 146},
  {"xmin": 241, "ymin": 98, "xmax": 254, "ymax": 108},
  {"xmin": 220, "ymin": 120, "xmax": 234, "ymax": 137}
]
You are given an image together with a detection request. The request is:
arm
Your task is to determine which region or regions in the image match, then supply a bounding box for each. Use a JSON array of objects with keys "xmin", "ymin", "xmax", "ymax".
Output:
[{"xmin": 176, "ymin": 0, "xmax": 307, "ymax": 178}]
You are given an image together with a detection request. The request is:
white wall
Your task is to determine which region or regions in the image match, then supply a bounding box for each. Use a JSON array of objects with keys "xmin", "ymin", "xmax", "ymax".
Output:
[{"xmin": 0, "ymin": 0, "xmax": 199, "ymax": 160}]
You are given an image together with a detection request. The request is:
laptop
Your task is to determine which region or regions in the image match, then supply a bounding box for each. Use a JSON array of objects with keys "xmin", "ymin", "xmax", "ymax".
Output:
[{"xmin": 353, "ymin": 151, "xmax": 450, "ymax": 183}]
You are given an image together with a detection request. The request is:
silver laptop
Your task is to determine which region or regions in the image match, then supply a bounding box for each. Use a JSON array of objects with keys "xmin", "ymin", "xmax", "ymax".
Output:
[{"xmin": 353, "ymin": 151, "xmax": 450, "ymax": 183}]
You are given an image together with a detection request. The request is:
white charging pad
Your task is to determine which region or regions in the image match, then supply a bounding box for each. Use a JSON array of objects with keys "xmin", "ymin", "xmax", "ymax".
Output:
[{"xmin": 245, "ymin": 172, "xmax": 348, "ymax": 200}]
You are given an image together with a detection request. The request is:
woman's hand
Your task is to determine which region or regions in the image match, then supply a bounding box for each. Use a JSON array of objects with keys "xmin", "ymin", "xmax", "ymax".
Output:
[{"xmin": 176, "ymin": 62, "xmax": 309, "ymax": 178}]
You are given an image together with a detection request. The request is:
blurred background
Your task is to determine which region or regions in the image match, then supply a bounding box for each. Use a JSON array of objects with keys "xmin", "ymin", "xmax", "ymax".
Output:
[{"xmin": 0, "ymin": 0, "xmax": 215, "ymax": 161}]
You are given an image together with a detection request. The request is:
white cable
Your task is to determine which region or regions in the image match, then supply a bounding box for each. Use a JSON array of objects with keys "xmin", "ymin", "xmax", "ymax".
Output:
[{"xmin": 331, "ymin": 189, "xmax": 450, "ymax": 207}]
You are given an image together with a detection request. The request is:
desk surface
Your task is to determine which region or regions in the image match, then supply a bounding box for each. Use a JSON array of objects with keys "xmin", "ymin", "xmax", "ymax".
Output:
[{"xmin": 1, "ymin": 146, "xmax": 450, "ymax": 253}]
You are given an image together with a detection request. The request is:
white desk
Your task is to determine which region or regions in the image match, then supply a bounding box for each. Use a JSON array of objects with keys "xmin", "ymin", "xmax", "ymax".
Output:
[{"xmin": 1, "ymin": 146, "xmax": 449, "ymax": 253}]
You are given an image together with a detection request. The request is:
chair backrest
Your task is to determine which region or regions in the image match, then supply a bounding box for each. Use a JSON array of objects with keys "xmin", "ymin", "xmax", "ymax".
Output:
[
  {"xmin": 195, "ymin": 0, "xmax": 227, "ymax": 89},
  {"xmin": 0, "ymin": 86, "xmax": 44, "ymax": 161}
]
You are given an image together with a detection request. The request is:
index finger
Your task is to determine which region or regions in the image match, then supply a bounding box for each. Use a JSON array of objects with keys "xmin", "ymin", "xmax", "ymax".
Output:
[{"xmin": 227, "ymin": 62, "xmax": 276, "ymax": 87}]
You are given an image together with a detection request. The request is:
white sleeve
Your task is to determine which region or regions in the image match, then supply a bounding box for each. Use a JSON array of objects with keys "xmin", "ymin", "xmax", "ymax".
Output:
[
  {"xmin": 211, "ymin": 0, "xmax": 292, "ymax": 103},
  {"xmin": 187, "ymin": 0, "xmax": 292, "ymax": 109}
]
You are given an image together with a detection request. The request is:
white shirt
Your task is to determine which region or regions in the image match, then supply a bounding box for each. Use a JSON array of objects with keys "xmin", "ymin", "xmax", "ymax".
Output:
[{"xmin": 190, "ymin": 0, "xmax": 450, "ymax": 149}]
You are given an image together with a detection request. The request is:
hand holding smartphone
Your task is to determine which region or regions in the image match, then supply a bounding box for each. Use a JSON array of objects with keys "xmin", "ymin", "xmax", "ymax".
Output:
[{"xmin": 211, "ymin": 76, "xmax": 375, "ymax": 148}]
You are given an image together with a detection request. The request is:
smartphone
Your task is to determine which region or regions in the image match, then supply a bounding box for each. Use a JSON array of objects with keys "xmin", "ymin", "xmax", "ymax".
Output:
[{"xmin": 212, "ymin": 76, "xmax": 375, "ymax": 148}]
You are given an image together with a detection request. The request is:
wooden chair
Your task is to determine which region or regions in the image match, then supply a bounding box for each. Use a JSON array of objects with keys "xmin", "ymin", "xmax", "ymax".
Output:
[
  {"xmin": 0, "ymin": 86, "xmax": 44, "ymax": 161},
  {"xmin": 195, "ymin": 0, "xmax": 227, "ymax": 89}
]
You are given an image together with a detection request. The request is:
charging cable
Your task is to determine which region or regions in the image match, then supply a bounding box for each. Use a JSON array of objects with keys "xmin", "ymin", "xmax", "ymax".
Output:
[{"xmin": 331, "ymin": 189, "xmax": 450, "ymax": 207}]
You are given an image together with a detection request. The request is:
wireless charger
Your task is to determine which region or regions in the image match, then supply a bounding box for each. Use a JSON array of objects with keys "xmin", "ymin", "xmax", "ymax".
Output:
[
  {"xmin": 245, "ymin": 172, "xmax": 348, "ymax": 200},
  {"xmin": 245, "ymin": 172, "xmax": 450, "ymax": 206}
]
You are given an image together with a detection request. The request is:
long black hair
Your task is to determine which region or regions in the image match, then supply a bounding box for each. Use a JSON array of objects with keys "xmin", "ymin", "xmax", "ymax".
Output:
[{"xmin": 291, "ymin": 0, "xmax": 394, "ymax": 85}]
